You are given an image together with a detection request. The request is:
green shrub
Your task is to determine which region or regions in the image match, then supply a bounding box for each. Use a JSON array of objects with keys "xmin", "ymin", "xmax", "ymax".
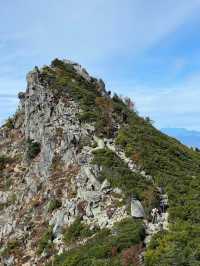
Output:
[
  {"xmin": 0, "ymin": 155, "xmax": 11, "ymax": 171},
  {"xmin": 4, "ymin": 117, "xmax": 14, "ymax": 129},
  {"xmin": 63, "ymin": 217, "xmax": 95, "ymax": 244},
  {"xmin": 1, "ymin": 239, "xmax": 20, "ymax": 257},
  {"xmin": 47, "ymin": 199, "xmax": 62, "ymax": 212},
  {"xmin": 112, "ymin": 218, "xmax": 145, "ymax": 252},
  {"xmin": 10, "ymin": 193, "xmax": 17, "ymax": 205},
  {"xmin": 37, "ymin": 227, "xmax": 54, "ymax": 255},
  {"xmin": 115, "ymin": 131, "xmax": 129, "ymax": 146},
  {"xmin": 26, "ymin": 139, "xmax": 41, "ymax": 160},
  {"xmin": 78, "ymin": 111, "xmax": 98, "ymax": 122},
  {"xmin": 145, "ymin": 222, "xmax": 200, "ymax": 266},
  {"xmin": 51, "ymin": 58, "xmax": 74, "ymax": 73}
]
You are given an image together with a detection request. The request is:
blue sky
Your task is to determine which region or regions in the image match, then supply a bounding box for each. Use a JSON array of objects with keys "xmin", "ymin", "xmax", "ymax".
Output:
[{"xmin": 1, "ymin": 0, "xmax": 200, "ymax": 130}]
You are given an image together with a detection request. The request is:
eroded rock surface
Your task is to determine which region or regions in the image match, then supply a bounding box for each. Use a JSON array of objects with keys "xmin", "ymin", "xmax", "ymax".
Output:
[
  {"xmin": 0, "ymin": 63, "xmax": 129, "ymax": 265},
  {"xmin": 0, "ymin": 59, "xmax": 168, "ymax": 266}
]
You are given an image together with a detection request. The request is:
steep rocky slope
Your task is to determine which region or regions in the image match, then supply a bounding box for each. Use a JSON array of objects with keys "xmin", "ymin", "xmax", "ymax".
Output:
[{"xmin": 0, "ymin": 59, "xmax": 200, "ymax": 266}]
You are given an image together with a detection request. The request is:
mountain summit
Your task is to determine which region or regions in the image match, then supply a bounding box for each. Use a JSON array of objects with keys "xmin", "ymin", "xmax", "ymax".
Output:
[{"xmin": 0, "ymin": 59, "xmax": 200, "ymax": 266}]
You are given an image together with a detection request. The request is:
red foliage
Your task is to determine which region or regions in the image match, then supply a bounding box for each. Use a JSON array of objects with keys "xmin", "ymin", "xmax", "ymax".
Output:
[
  {"xmin": 106, "ymin": 205, "xmax": 116, "ymax": 219},
  {"xmin": 95, "ymin": 96, "xmax": 113, "ymax": 136},
  {"xmin": 121, "ymin": 244, "xmax": 143, "ymax": 266},
  {"xmin": 124, "ymin": 97, "xmax": 135, "ymax": 110},
  {"xmin": 111, "ymin": 246, "xmax": 118, "ymax": 257},
  {"xmin": 131, "ymin": 152, "xmax": 140, "ymax": 163},
  {"xmin": 77, "ymin": 200, "xmax": 88, "ymax": 216}
]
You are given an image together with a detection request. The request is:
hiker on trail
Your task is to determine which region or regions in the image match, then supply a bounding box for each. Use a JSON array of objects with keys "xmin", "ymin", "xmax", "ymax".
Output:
[
  {"xmin": 160, "ymin": 194, "xmax": 168, "ymax": 213},
  {"xmin": 151, "ymin": 208, "xmax": 159, "ymax": 224},
  {"xmin": 158, "ymin": 207, "xmax": 162, "ymax": 216},
  {"xmin": 160, "ymin": 200, "xmax": 165, "ymax": 213}
]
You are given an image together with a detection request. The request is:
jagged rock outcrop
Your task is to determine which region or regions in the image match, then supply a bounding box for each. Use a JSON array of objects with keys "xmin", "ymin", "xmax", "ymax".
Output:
[
  {"xmin": 0, "ymin": 59, "xmax": 170, "ymax": 266},
  {"xmin": 0, "ymin": 61, "xmax": 130, "ymax": 265}
]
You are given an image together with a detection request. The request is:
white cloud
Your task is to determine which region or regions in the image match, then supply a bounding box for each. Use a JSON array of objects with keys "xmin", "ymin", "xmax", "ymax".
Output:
[
  {"xmin": 1, "ymin": 0, "xmax": 200, "ymax": 127},
  {"xmin": 113, "ymin": 72, "xmax": 200, "ymax": 130},
  {"xmin": 1, "ymin": 0, "xmax": 200, "ymax": 64}
]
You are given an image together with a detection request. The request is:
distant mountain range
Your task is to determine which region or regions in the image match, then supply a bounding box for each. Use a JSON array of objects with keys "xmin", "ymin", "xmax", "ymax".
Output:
[{"xmin": 161, "ymin": 128, "xmax": 200, "ymax": 148}]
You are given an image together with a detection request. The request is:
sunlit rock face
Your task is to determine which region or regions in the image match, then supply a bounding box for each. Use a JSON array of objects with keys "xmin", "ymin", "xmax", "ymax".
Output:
[
  {"xmin": 0, "ymin": 59, "xmax": 172, "ymax": 266},
  {"xmin": 0, "ymin": 61, "xmax": 129, "ymax": 265}
]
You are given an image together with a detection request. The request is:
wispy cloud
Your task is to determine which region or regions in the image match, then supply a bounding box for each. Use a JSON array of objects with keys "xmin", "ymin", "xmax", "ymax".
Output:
[
  {"xmin": 113, "ymin": 71, "xmax": 200, "ymax": 130},
  {"xmin": 0, "ymin": 0, "xmax": 200, "ymax": 128},
  {"xmin": 1, "ymin": 0, "xmax": 200, "ymax": 63}
]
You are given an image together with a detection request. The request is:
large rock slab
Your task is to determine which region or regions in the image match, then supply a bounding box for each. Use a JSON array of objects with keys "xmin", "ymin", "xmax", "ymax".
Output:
[{"xmin": 131, "ymin": 199, "xmax": 145, "ymax": 218}]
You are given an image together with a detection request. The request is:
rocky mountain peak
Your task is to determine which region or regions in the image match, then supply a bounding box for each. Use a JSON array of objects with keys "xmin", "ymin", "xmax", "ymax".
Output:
[
  {"xmin": 1, "ymin": 59, "xmax": 146, "ymax": 265},
  {"xmin": 2, "ymin": 58, "xmax": 198, "ymax": 266}
]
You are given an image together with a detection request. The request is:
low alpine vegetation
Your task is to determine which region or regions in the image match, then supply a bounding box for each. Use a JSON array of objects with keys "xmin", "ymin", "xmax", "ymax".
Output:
[
  {"xmin": 37, "ymin": 226, "xmax": 54, "ymax": 255},
  {"xmin": 92, "ymin": 148, "xmax": 158, "ymax": 215},
  {"xmin": 0, "ymin": 155, "xmax": 12, "ymax": 171},
  {"xmin": 63, "ymin": 217, "xmax": 98, "ymax": 244},
  {"xmin": 49, "ymin": 218, "xmax": 145, "ymax": 266},
  {"xmin": 47, "ymin": 199, "xmax": 62, "ymax": 212}
]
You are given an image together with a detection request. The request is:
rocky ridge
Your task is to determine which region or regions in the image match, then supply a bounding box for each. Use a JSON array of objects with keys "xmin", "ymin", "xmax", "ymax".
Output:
[{"xmin": 0, "ymin": 59, "xmax": 168, "ymax": 265}]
